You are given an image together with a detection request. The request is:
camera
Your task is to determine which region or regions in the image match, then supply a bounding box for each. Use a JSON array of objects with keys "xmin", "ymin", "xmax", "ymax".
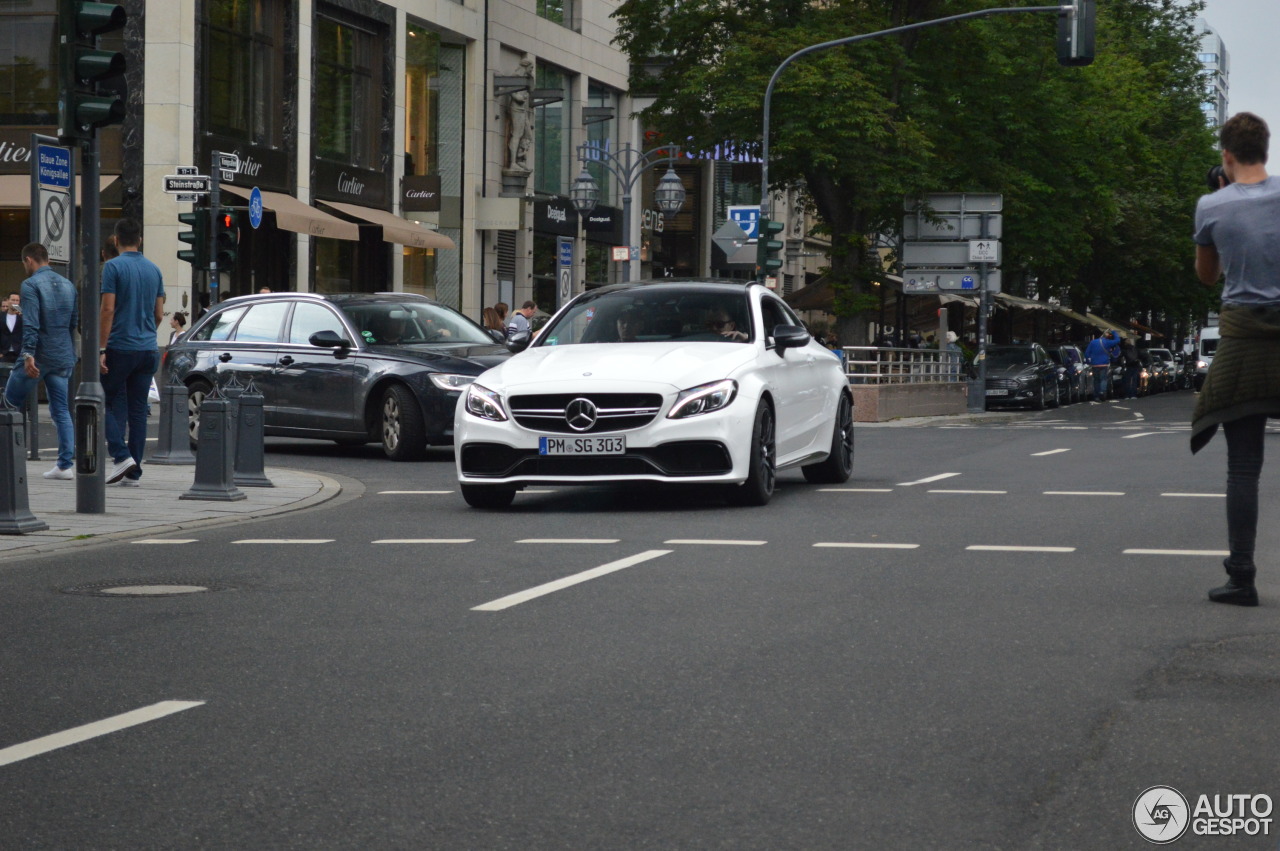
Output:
[{"xmin": 1206, "ymin": 164, "xmax": 1231, "ymax": 192}]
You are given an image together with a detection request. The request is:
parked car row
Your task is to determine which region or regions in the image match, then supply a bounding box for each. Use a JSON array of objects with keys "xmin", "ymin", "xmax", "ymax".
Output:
[{"xmin": 984, "ymin": 341, "xmax": 1193, "ymax": 409}]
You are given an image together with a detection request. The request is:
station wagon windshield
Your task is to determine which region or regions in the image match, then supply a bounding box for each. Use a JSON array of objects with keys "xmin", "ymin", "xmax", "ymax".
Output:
[
  {"xmin": 340, "ymin": 302, "xmax": 493, "ymax": 346},
  {"xmin": 537, "ymin": 289, "xmax": 753, "ymax": 346}
]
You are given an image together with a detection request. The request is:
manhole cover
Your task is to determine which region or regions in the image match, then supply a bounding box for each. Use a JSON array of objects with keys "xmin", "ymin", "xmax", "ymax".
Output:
[{"xmin": 60, "ymin": 579, "xmax": 231, "ymax": 598}]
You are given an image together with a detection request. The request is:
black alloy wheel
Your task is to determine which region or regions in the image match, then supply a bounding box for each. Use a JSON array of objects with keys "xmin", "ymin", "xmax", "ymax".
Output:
[
  {"xmin": 729, "ymin": 402, "xmax": 776, "ymax": 506},
  {"xmin": 802, "ymin": 393, "xmax": 855, "ymax": 484}
]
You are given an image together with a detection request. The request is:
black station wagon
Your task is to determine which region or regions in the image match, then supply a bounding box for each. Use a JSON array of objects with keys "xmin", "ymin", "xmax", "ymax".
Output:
[{"xmin": 164, "ymin": 292, "xmax": 510, "ymax": 460}]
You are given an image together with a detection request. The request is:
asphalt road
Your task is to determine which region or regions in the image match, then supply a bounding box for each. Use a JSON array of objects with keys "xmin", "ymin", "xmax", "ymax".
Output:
[{"xmin": 2, "ymin": 390, "xmax": 1278, "ymax": 849}]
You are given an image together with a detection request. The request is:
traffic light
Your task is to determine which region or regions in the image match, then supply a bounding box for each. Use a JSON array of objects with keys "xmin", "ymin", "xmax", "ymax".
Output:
[
  {"xmin": 1057, "ymin": 0, "xmax": 1096, "ymax": 67},
  {"xmin": 177, "ymin": 208, "xmax": 209, "ymax": 269},
  {"xmin": 214, "ymin": 209, "xmax": 241, "ymax": 273},
  {"xmin": 755, "ymin": 217, "xmax": 785, "ymax": 278},
  {"xmin": 58, "ymin": 1, "xmax": 128, "ymax": 143}
]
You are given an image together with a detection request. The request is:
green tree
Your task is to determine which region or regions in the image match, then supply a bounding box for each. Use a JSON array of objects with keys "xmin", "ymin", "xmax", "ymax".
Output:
[{"xmin": 614, "ymin": 0, "xmax": 1216, "ymax": 343}]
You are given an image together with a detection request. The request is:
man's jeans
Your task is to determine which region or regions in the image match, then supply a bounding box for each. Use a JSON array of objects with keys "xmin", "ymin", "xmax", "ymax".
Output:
[
  {"xmin": 103, "ymin": 349, "xmax": 159, "ymax": 478},
  {"xmin": 5, "ymin": 364, "xmax": 75, "ymax": 470},
  {"xmin": 1091, "ymin": 366, "xmax": 1110, "ymax": 400}
]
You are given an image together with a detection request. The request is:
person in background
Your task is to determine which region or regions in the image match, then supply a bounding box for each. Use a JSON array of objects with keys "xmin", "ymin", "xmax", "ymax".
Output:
[
  {"xmin": 168, "ymin": 312, "xmax": 187, "ymax": 346},
  {"xmin": 505, "ymin": 301, "xmax": 536, "ymax": 340},
  {"xmin": 1190, "ymin": 111, "xmax": 1280, "ymax": 607},
  {"xmin": 482, "ymin": 306, "xmax": 502, "ymax": 333},
  {"xmin": 1119, "ymin": 337, "xmax": 1142, "ymax": 399},
  {"xmin": 1084, "ymin": 330, "xmax": 1121, "ymax": 402},
  {"xmin": 101, "ymin": 235, "xmax": 119, "ymax": 263},
  {"xmin": 494, "ymin": 302, "xmax": 509, "ymax": 329},
  {"xmin": 0, "ymin": 290, "xmax": 23, "ymax": 366}
]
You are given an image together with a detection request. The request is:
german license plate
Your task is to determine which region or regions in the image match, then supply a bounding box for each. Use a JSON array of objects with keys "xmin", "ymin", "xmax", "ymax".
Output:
[
  {"xmin": 539, "ymin": 435, "xmax": 626, "ymax": 455},
  {"xmin": 985, "ymin": 389, "xmax": 1008, "ymax": 396}
]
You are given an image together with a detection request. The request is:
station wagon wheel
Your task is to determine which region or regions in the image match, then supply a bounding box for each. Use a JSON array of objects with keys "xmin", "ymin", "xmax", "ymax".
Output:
[
  {"xmin": 729, "ymin": 402, "xmax": 776, "ymax": 506},
  {"xmin": 186, "ymin": 378, "xmax": 211, "ymax": 446},
  {"xmin": 381, "ymin": 383, "xmax": 427, "ymax": 461},
  {"xmin": 802, "ymin": 393, "xmax": 854, "ymax": 484}
]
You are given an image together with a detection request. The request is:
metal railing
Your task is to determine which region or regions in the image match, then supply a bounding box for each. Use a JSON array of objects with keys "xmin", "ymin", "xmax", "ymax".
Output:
[{"xmin": 843, "ymin": 347, "xmax": 965, "ymax": 384}]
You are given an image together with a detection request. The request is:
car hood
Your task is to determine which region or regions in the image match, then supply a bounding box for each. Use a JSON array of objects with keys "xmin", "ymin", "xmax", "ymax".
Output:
[
  {"xmin": 988, "ymin": 364, "xmax": 1038, "ymax": 380},
  {"xmin": 364, "ymin": 342, "xmax": 511, "ymax": 373},
  {"xmin": 478, "ymin": 342, "xmax": 758, "ymax": 392}
]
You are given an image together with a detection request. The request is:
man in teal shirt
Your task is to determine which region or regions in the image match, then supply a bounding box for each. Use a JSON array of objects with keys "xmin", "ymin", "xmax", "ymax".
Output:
[{"xmin": 99, "ymin": 219, "xmax": 165, "ymax": 485}]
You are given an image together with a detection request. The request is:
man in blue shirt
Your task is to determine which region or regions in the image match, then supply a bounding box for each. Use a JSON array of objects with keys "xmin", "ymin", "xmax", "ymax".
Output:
[
  {"xmin": 1083, "ymin": 330, "xmax": 1121, "ymax": 402},
  {"xmin": 99, "ymin": 219, "xmax": 165, "ymax": 485},
  {"xmin": 6, "ymin": 243, "xmax": 78, "ymax": 479}
]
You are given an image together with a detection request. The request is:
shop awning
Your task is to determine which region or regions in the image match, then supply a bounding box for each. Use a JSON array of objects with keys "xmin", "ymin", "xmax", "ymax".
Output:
[
  {"xmin": 994, "ymin": 293, "xmax": 1055, "ymax": 311},
  {"xmin": 222, "ymin": 187, "xmax": 359, "ymax": 241},
  {"xmin": 320, "ymin": 200, "xmax": 455, "ymax": 250},
  {"xmin": 0, "ymin": 174, "xmax": 119, "ymax": 207}
]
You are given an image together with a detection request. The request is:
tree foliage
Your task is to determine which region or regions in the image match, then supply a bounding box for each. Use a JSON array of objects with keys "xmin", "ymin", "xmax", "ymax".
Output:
[{"xmin": 614, "ymin": 0, "xmax": 1217, "ymax": 342}]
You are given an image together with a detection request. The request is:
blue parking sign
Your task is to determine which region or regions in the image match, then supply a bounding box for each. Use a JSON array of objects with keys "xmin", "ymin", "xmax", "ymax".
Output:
[{"xmin": 728, "ymin": 205, "xmax": 760, "ymax": 240}]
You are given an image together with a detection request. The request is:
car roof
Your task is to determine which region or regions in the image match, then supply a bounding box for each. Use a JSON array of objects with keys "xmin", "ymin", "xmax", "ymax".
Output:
[
  {"xmin": 215, "ymin": 291, "xmax": 440, "ymax": 308},
  {"xmin": 585, "ymin": 278, "xmax": 766, "ymax": 297}
]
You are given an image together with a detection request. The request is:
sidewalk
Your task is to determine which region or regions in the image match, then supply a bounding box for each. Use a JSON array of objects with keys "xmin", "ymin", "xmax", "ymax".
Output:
[{"xmin": 0, "ymin": 459, "xmax": 340, "ymax": 561}]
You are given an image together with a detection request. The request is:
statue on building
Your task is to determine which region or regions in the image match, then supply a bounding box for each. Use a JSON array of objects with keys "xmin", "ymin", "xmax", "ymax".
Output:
[{"xmin": 505, "ymin": 56, "xmax": 535, "ymax": 173}]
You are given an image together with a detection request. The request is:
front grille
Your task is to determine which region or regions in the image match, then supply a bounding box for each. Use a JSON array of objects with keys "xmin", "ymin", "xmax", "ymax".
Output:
[
  {"xmin": 986, "ymin": 379, "xmax": 1018, "ymax": 390},
  {"xmin": 509, "ymin": 393, "xmax": 663, "ymax": 434},
  {"xmin": 459, "ymin": 440, "xmax": 732, "ymax": 479}
]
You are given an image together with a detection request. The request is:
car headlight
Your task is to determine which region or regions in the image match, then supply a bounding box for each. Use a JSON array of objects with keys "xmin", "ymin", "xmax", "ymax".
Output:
[
  {"xmin": 464, "ymin": 383, "xmax": 508, "ymax": 421},
  {"xmin": 1197, "ymin": 360, "xmax": 1207, "ymax": 369},
  {"xmin": 430, "ymin": 373, "xmax": 477, "ymax": 391},
  {"xmin": 667, "ymin": 379, "xmax": 738, "ymax": 419}
]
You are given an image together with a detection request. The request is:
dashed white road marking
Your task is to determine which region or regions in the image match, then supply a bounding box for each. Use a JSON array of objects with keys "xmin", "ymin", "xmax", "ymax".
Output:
[
  {"xmin": 1124, "ymin": 548, "xmax": 1229, "ymax": 556},
  {"xmin": 664, "ymin": 539, "xmax": 767, "ymax": 546},
  {"xmin": 131, "ymin": 539, "xmax": 199, "ymax": 545},
  {"xmin": 814, "ymin": 542, "xmax": 919, "ymax": 549},
  {"xmin": 0, "ymin": 701, "xmax": 204, "ymax": 768},
  {"xmin": 1122, "ymin": 432, "xmax": 1161, "ymax": 439},
  {"xmin": 378, "ymin": 490, "xmax": 453, "ymax": 495},
  {"xmin": 967, "ymin": 545, "xmax": 1075, "ymax": 553},
  {"xmin": 1053, "ymin": 426, "xmax": 1089, "ymax": 430},
  {"xmin": 898, "ymin": 472, "xmax": 961, "ymax": 486},
  {"xmin": 1032, "ymin": 448, "xmax": 1071, "ymax": 456},
  {"xmin": 515, "ymin": 538, "xmax": 620, "ymax": 544},
  {"xmin": 1161, "ymin": 493, "xmax": 1225, "ymax": 498},
  {"xmin": 373, "ymin": 538, "xmax": 474, "ymax": 544},
  {"xmin": 232, "ymin": 539, "xmax": 334, "ymax": 544},
  {"xmin": 928, "ymin": 489, "xmax": 1007, "ymax": 495},
  {"xmin": 819, "ymin": 488, "xmax": 894, "ymax": 493},
  {"xmin": 472, "ymin": 550, "xmax": 671, "ymax": 611},
  {"xmin": 1044, "ymin": 491, "xmax": 1125, "ymax": 496}
]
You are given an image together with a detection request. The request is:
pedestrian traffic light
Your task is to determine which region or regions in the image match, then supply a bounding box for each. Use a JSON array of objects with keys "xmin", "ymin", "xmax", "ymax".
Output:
[
  {"xmin": 177, "ymin": 208, "xmax": 209, "ymax": 269},
  {"xmin": 1057, "ymin": 0, "xmax": 1095, "ymax": 67},
  {"xmin": 756, "ymin": 217, "xmax": 785, "ymax": 278},
  {"xmin": 58, "ymin": 1, "xmax": 128, "ymax": 144},
  {"xmin": 214, "ymin": 209, "xmax": 240, "ymax": 273}
]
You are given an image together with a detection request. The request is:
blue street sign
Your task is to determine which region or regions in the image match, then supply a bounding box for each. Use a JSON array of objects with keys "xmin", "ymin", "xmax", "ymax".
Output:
[
  {"xmin": 559, "ymin": 237, "xmax": 573, "ymax": 267},
  {"xmin": 961, "ymin": 275, "xmax": 975, "ymax": 290},
  {"xmin": 37, "ymin": 145, "xmax": 72, "ymax": 190},
  {"xmin": 728, "ymin": 205, "xmax": 760, "ymax": 240},
  {"xmin": 249, "ymin": 186, "xmax": 264, "ymax": 229}
]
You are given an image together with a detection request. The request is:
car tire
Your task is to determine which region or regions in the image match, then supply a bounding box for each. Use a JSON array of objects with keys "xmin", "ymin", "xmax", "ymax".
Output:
[
  {"xmin": 186, "ymin": 378, "xmax": 212, "ymax": 447},
  {"xmin": 460, "ymin": 483, "xmax": 516, "ymax": 509},
  {"xmin": 380, "ymin": 383, "xmax": 427, "ymax": 461},
  {"xmin": 1033, "ymin": 383, "xmax": 1046, "ymax": 411},
  {"xmin": 802, "ymin": 393, "xmax": 854, "ymax": 484},
  {"xmin": 728, "ymin": 402, "xmax": 776, "ymax": 506}
]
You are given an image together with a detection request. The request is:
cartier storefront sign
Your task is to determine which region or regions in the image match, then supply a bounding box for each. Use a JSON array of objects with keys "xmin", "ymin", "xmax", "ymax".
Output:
[
  {"xmin": 314, "ymin": 159, "xmax": 388, "ymax": 208},
  {"xmin": 401, "ymin": 174, "xmax": 441, "ymax": 212}
]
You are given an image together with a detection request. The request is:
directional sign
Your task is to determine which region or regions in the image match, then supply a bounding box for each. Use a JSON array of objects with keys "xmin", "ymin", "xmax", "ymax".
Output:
[
  {"xmin": 902, "ymin": 269, "xmax": 1002, "ymax": 294},
  {"xmin": 163, "ymin": 175, "xmax": 211, "ymax": 194},
  {"xmin": 904, "ymin": 192, "xmax": 1003, "ymax": 213},
  {"xmin": 969, "ymin": 240, "xmax": 1000, "ymax": 263},
  {"xmin": 176, "ymin": 166, "xmax": 199, "ymax": 175},
  {"xmin": 174, "ymin": 194, "xmax": 201, "ymax": 203},
  {"xmin": 36, "ymin": 145, "xmax": 72, "ymax": 190},
  {"xmin": 903, "ymin": 213, "xmax": 1003, "ymax": 241},
  {"xmin": 218, "ymin": 152, "xmax": 241, "ymax": 172},
  {"xmin": 903, "ymin": 242, "xmax": 972, "ymax": 267},
  {"xmin": 712, "ymin": 219, "xmax": 750, "ymax": 255}
]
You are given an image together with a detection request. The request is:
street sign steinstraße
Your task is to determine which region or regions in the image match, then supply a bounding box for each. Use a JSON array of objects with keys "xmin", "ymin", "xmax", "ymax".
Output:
[{"xmin": 163, "ymin": 174, "xmax": 210, "ymax": 194}]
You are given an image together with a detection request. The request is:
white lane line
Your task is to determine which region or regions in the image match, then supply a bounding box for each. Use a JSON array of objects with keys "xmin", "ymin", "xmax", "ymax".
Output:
[
  {"xmin": 373, "ymin": 538, "xmax": 474, "ymax": 544},
  {"xmin": 967, "ymin": 545, "xmax": 1075, "ymax": 553},
  {"xmin": 515, "ymin": 538, "xmax": 620, "ymax": 544},
  {"xmin": 232, "ymin": 539, "xmax": 334, "ymax": 544},
  {"xmin": 1161, "ymin": 493, "xmax": 1225, "ymax": 499},
  {"xmin": 664, "ymin": 539, "xmax": 767, "ymax": 546},
  {"xmin": 1053, "ymin": 426, "xmax": 1089, "ymax": 430},
  {"xmin": 1125, "ymin": 548, "xmax": 1229, "ymax": 557},
  {"xmin": 472, "ymin": 550, "xmax": 671, "ymax": 611},
  {"xmin": 814, "ymin": 542, "xmax": 919, "ymax": 549},
  {"xmin": 378, "ymin": 490, "xmax": 453, "ymax": 495},
  {"xmin": 928, "ymin": 489, "xmax": 1007, "ymax": 495},
  {"xmin": 1122, "ymin": 432, "xmax": 1161, "ymax": 439},
  {"xmin": 0, "ymin": 701, "xmax": 204, "ymax": 768},
  {"xmin": 1044, "ymin": 491, "xmax": 1126, "ymax": 496},
  {"xmin": 898, "ymin": 472, "xmax": 961, "ymax": 486},
  {"xmin": 1032, "ymin": 448, "xmax": 1071, "ymax": 456},
  {"xmin": 131, "ymin": 539, "xmax": 199, "ymax": 545},
  {"xmin": 819, "ymin": 488, "xmax": 894, "ymax": 493}
]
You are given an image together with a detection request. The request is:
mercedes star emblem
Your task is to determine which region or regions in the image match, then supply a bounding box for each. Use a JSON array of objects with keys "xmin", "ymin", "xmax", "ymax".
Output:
[{"xmin": 564, "ymin": 397, "xmax": 598, "ymax": 432}]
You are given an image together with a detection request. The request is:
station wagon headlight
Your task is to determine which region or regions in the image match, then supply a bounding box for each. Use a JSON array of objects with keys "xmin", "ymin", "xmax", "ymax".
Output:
[
  {"xmin": 464, "ymin": 383, "xmax": 508, "ymax": 421},
  {"xmin": 667, "ymin": 379, "xmax": 738, "ymax": 419},
  {"xmin": 431, "ymin": 373, "xmax": 477, "ymax": 391}
]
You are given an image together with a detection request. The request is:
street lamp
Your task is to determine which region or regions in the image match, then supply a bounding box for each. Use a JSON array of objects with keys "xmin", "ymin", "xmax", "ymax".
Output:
[{"xmin": 574, "ymin": 143, "xmax": 684, "ymax": 282}]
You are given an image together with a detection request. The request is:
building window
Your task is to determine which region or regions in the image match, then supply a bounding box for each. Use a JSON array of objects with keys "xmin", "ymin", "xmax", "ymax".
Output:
[
  {"xmin": 585, "ymin": 84, "xmax": 617, "ymax": 206},
  {"xmin": 0, "ymin": 2, "xmax": 57, "ymax": 125},
  {"xmin": 534, "ymin": 65, "xmax": 569, "ymax": 196},
  {"xmin": 315, "ymin": 8, "xmax": 385, "ymax": 170},
  {"xmin": 204, "ymin": 0, "xmax": 286, "ymax": 146},
  {"xmin": 537, "ymin": 0, "xmax": 573, "ymax": 27}
]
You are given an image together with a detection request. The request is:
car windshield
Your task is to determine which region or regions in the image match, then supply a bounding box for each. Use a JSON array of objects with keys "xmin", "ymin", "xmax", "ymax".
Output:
[
  {"xmin": 987, "ymin": 348, "xmax": 1035, "ymax": 368},
  {"xmin": 535, "ymin": 288, "xmax": 753, "ymax": 346},
  {"xmin": 339, "ymin": 302, "xmax": 492, "ymax": 346},
  {"xmin": 1201, "ymin": 338, "xmax": 1218, "ymax": 356}
]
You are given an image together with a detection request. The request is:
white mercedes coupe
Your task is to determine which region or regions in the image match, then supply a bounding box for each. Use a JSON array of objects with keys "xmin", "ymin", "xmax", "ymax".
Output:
[{"xmin": 454, "ymin": 280, "xmax": 854, "ymax": 508}]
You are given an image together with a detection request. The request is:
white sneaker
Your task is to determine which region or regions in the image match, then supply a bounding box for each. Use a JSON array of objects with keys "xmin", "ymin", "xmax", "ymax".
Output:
[
  {"xmin": 43, "ymin": 465, "xmax": 74, "ymax": 480},
  {"xmin": 119, "ymin": 478, "xmax": 140, "ymax": 488},
  {"xmin": 106, "ymin": 457, "xmax": 138, "ymax": 483}
]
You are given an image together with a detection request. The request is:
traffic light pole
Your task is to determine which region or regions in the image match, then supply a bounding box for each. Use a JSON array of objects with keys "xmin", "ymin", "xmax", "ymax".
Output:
[
  {"xmin": 74, "ymin": 132, "xmax": 105, "ymax": 513},
  {"xmin": 209, "ymin": 150, "xmax": 221, "ymax": 305},
  {"xmin": 757, "ymin": 4, "xmax": 1068, "ymax": 283}
]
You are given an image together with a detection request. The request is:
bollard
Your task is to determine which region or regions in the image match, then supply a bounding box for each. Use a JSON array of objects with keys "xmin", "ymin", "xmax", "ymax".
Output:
[
  {"xmin": 0, "ymin": 398, "xmax": 48, "ymax": 533},
  {"xmin": 149, "ymin": 369, "xmax": 196, "ymax": 465},
  {"xmin": 179, "ymin": 383, "xmax": 246, "ymax": 502},
  {"xmin": 233, "ymin": 377, "xmax": 273, "ymax": 487}
]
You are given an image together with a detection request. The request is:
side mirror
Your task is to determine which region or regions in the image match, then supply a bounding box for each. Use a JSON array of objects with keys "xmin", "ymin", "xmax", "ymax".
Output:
[
  {"xmin": 309, "ymin": 329, "xmax": 353, "ymax": 358},
  {"xmin": 488, "ymin": 328, "xmax": 505, "ymax": 344},
  {"xmin": 506, "ymin": 330, "xmax": 532, "ymax": 354},
  {"xmin": 772, "ymin": 324, "xmax": 811, "ymax": 353}
]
